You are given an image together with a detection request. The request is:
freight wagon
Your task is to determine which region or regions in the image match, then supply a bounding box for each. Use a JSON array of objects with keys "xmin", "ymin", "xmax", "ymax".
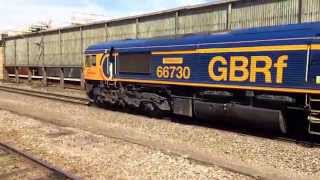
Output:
[{"xmin": 84, "ymin": 22, "xmax": 320, "ymax": 135}]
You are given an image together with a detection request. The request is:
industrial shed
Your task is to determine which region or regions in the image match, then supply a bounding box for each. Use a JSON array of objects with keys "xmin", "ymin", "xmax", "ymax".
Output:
[
  {"xmin": 0, "ymin": 37, "xmax": 4, "ymax": 80},
  {"xmin": 3, "ymin": 0, "xmax": 320, "ymax": 87}
]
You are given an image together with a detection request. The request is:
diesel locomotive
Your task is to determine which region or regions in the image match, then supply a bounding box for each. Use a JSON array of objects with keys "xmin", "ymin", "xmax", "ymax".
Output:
[{"xmin": 84, "ymin": 22, "xmax": 320, "ymax": 135}]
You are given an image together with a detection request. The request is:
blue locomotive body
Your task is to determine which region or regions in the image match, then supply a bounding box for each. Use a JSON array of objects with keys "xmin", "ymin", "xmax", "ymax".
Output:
[
  {"xmin": 85, "ymin": 22, "xmax": 320, "ymax": 135},
  {"xmin": 86, "ymin": 22, "xmax": 320, "ymax": 94}
]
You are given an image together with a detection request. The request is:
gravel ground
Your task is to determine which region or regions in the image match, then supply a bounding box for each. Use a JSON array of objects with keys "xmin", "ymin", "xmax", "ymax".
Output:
[
  {"xmin": 0, "ymin": 110, "xmax": 250, "ymax": 180},
  {"xmin": 0, "ymin": 83, "xmax": 319, "ymax": 178}
]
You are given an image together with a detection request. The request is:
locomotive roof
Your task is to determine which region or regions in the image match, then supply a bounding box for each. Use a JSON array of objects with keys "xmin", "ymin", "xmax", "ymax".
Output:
[{"xmin": 85, "ymin": 22, "xmax": 320, "ymax": 54}]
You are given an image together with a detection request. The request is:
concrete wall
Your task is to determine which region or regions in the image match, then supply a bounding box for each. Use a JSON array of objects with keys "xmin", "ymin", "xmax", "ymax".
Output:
[{"xmin": 4, "ymin": 0, "xmax": 320, "ymax": 68}]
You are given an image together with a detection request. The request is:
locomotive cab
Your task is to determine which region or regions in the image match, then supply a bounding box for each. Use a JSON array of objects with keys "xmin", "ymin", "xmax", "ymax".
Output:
[
  {"xmin": 84, "ymin": 50, "xmax": 118, "ymax": 82},
  {"xmin": 84, "ymin": 54, "xmax": 105, "ymax": 81},
  {"xmin": 84, "ymin": 50, "xmax": 120, "ymax": 102}
]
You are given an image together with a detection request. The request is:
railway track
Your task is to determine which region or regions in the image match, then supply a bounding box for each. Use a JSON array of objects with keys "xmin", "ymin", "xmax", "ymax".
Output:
[
  {"xmin": 1, "ymin": 83, "xmax": 318, "ymax": 148},
  {"xmin": 0, "ymin": 142, "xmax": 80, "ymax": 180},
  {"xmin": 0, "ymin": 85, "xmax": 89, "ymax": 105},
  {"xmin": 1, "ymin": 84, "xmax": 319, "ymax": 147},
  {"xmin": 0, "ymin": 84, "xmax": 318, "ymax": 179}
]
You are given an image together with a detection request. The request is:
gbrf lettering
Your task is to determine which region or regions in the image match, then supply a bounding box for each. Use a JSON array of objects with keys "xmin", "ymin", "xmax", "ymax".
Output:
[{"xmin": 208, "ymin": 55, "xmax": 288, "ymax": 84}]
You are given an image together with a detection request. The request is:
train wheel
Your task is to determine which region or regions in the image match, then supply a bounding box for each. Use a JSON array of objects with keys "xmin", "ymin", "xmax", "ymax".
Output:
[
  {"xmin": 94, "ymin": 95, "xmax": 105, "ymax": 108},
  {"xmin": 140, "ymin": 102, "xmax": 161, "ymax": 117}
]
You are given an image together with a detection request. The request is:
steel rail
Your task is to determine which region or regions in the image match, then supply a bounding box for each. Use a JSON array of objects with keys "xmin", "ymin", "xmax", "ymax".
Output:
[
  {"xmin": 0, "ymin": 85, "xmax": 89, "ymax": 105},
  {"xmin": 274, "ymin": 136, "xmax": 320, "ymax": 148},
  {"xmin": 0, "ymin": 142, "xmax": 81, "ymax": 180}
]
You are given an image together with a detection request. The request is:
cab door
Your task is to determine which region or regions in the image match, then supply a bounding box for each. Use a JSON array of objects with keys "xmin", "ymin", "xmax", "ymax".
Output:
[
  {"xmin": 109, "ymin": 53, "xmax": 117, "ymax": 79},
  {"xmin": 309, "ymin": 44, "xmax": 320, "ymax": 85},
  {"xmin": 102, "ymin": 52, "xmax": 117, "ymax": 80}
]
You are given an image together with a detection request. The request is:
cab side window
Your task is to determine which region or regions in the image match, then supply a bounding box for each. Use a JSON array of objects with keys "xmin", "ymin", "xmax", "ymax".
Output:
[{"xmin": 85, "ymin": 55, "xmax": 96, "ymax": 67}]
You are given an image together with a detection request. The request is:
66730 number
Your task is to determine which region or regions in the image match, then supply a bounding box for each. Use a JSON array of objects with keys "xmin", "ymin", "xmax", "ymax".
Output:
[{"xmin": 156, "ymin": 66, "xmax": 191, "ymax": 79}]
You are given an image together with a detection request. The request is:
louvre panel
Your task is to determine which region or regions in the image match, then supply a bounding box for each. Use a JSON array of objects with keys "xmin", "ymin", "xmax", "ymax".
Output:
[
  {"xmin": 139, "ymin": 15, "xmax": 176, "ymax": 38},
  {"xmin": 44, "ymin": 34, "xmax": 60, "ymax": 66},
  {"xmin": 230, "ymin": 0, "xmax": 300, "ymax": 30},
  {"xmin": 28, "ymin": 36, "xmax": 43, "ymax": 66},
  {"xmin": 108, "ymin": 22, "xmax": 136, "ymax": 41},
  {"xmin": 83, "ymin": 27, "xmax": 106, "ymax": 50},
  {"xmin": 178, "ymin": 6, "xmax": 228, "ymax": 34},
  {"xmin": 4, "ymin": 40, "xmax": 16, "ymax": 66},
  {"xmin": 302, "ymin": 0, "xmax": 320, "ymax": 22},
  {"xmin": 61, "ymin": 31, "xmax": 82, "ymax": 66},
  {"xmin": 15, "ymin": 39, "xmax": 28, "ymax": 66}
]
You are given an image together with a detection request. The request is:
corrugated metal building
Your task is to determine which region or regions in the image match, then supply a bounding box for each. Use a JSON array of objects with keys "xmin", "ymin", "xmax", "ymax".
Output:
[
  {"xmin": 3, "ymin": 0, "xmax": 320, "ymax": 82},
  {"xmin": 0, "ymin": 37, "xmax": 4, "ymax": 80}
]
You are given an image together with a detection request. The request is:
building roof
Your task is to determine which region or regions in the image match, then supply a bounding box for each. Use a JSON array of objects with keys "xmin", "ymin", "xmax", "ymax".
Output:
[
  {"xmin": 5, "ymin": 0, "xmax": 239, "ymax": 39},
  {"xmin": 85, "ymin": 22, "xmax": 320, "ymax": 54}
]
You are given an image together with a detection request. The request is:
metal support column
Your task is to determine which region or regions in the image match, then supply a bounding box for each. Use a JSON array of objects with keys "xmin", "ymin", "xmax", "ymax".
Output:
[
  {"xmin": 80, "ymin": 26, "xmax": 85, "ymax": 89},
  {"xmin": 175, "ymin": 11, "xmax": 179, "ymax": 37},
  {"xmin": 59, "ymin": 30, "xmax": 62, "ymax": 67},
  {"xmin": 14, "ymin": 39, "xmax": 17, "ymax": 67},
  {"xmin": 80, "ymin": 68, "xmax": 85, "ymax": 89},
  {"xmin": 2, "ymin": 39, "xmax": 6, "ymax": 81},
  {"xmin": 105, "ymin": 23, "xmax": 109, "ymax": 41},
  {"xmin": 298, "ymin": 0, "xmax": 303, "ymax": 24},
  {"xmin": 60, "ymin": 67, "xmax": 64, "ymax": 88},
  {"xmin": 27, "ymin": 67, "xmax": 32, "ymax": 83},
  {"xmin": 226, "ymin": 3, "xmax": 232, "ymax": 30},
  {"xmin": 14, "ymin": 67, "xmax": 19, "ymax": 83},
  {"xmin": 42, "ymin": 67, "xmax": 47, "ymax": 86},
  {"xmin": 80, "ymin": 27, "xmax": 84, "ymax": 69},
  {"xmin": 41, "ymin": 33, "xmax": 45, "ymax": 67},
  {"xmin": 136, "ymin": 18, "xmax": 139, "ymax": 39},
  {"xmin": 3, "ymin": 67, "xmax": 8, "ymax": 81},
  {"xmin": 27, "ymin": 38, "xmax": 30, "ymax": 66}
]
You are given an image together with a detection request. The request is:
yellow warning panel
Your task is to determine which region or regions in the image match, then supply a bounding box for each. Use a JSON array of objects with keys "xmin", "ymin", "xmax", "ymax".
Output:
[{"xmin": 163, "ymin": 57, "xmax": 184, "ymax": 65}]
